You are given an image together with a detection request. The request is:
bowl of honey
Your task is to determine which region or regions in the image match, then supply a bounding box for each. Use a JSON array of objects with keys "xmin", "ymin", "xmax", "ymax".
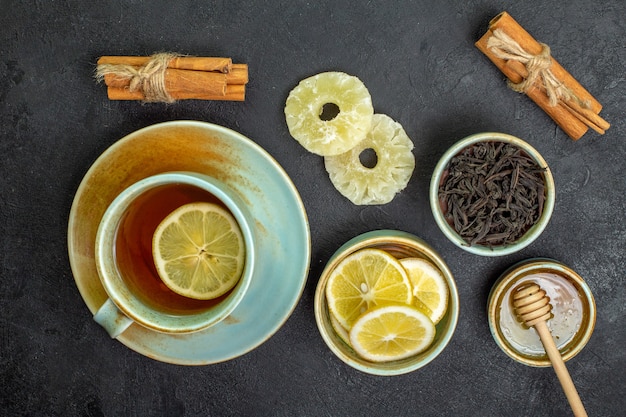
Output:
[{"xmin": 487, "ymin": 258, "xmax": 596, "ymax": 367}]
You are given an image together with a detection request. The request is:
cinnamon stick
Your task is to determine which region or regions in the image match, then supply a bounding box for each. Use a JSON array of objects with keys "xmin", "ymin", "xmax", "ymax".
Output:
[
  {"xmin": 228, "ymin": 64, "xmax": 249, "ymax": 85},
  {"xmin": 505, "ymin": 60, "xmax": 609, "ymax": 134},
  {"xmin": 104, "ymin": 68, "xmax": 227, "ymax": 96},
  {"xmin": 475, "ymin": 12, "xmax": 608, "ymax": 140},
  {"xmin": 103, "ymin": 64, "xmax": 248, "ymax": 88},
  {"xmin": 107, "ymin": 83, "xmax": 246, "ymax": 101},
  {"xmin": 97, "ymin": 56, "xmax": 232, "ymax": 73},
  {"xmin": 96, "ymin": 54, "xmax": 248, "ymax": 102}
]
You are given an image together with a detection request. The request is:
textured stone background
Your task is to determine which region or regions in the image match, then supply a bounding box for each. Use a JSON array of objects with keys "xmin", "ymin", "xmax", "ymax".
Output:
[{"xmin": 1, "ymin": 1, "xmax": 624, "ymax": 416}]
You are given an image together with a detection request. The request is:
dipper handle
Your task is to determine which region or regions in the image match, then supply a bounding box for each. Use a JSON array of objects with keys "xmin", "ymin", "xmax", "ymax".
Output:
[{"xmin": 512, "ymin": 283, "xmax": 588, "ymax": 417}]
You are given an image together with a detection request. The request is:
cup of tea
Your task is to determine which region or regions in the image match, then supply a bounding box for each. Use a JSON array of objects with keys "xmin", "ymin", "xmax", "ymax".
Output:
[{"xmin": 93, "ymin": 171, "xmax": 256, "ymax": 338}]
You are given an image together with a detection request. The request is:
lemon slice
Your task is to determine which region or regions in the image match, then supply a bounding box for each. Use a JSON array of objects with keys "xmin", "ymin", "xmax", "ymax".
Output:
[
  {"xmin": 349, "ymin": 304, "xmax": 436, "ymax": 362},
  {"xmin": 284, "ymin": 71, "xmax": 374, "ymax": 156},
  {"xmin": 325, "ymin": 248, "xmax": 412, "ymax": 330},
  {"xmin": 152, "ymin": 202, "xmax": 245, "ymax": 300},
  {"xmin": 399, "ymin": 258, "xmax": 449, "ymax": 324},
  {"xmin": 329, "ymin": 313, "xmax": 351, "ymax": 346}
]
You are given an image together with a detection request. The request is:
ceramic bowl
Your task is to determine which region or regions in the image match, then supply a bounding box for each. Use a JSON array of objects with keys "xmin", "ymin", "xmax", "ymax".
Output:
[
  {"xmin": 314, "ymin": 230, "xmax": 459, "ymax": 376},
  {"xmin": 487, "ymin": 258, "xmax": 596, "ymax": 367},
  {"xmin": 429, "ymin": 132, "xmax": 555, "ymax": 256}
]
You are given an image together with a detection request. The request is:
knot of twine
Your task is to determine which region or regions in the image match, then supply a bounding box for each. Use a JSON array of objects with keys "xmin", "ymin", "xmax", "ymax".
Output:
[
  {"xmin": 95, "ymin": 52, "xmax": 178, "ymax": 103},
  {"xmin": 487, "ymin": 29, "xmax": 590, "ymax": 109}
]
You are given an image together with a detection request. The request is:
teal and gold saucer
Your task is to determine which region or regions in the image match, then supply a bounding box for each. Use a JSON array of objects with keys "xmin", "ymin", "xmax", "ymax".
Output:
[{"xmin": 68, "ymin": 121, "xmax": 311, "ymax": 365}]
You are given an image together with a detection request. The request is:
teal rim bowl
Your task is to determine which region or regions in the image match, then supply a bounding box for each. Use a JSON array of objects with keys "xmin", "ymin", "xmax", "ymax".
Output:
[
  {"xmin": 429, "ymin": 132, "xmax": 555, "ymax": 257},
  {"xmin": 314, "ymin": 230, "xmax": 459, "ymax": 376}
]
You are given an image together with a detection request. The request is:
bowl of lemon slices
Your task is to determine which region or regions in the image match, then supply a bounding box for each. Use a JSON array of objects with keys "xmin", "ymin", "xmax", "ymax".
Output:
[{"xmin": 314, "ymin": 230, "xmax": 459, "ymax": 376}]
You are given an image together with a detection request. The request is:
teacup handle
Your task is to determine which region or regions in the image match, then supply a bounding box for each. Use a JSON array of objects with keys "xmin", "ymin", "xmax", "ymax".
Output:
[{"xmin": 93, "ymin": 298, "xmax": 134, "ymax": 338}]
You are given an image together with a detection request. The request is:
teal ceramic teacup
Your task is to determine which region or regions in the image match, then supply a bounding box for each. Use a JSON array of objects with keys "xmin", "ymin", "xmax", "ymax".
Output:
[{"xmin": 93, "ymin": 172, "xmax": 256, "ymax": 338}]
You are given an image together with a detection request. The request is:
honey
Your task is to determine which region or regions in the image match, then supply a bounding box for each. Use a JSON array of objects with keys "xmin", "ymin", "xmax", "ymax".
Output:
[
  {"xmin": 488, "ymin": 259, "xmax": 595, "ymax": 367},
  {"xmin": 497, "ymin": 272, "xmax": 586, "ymax": 357}
]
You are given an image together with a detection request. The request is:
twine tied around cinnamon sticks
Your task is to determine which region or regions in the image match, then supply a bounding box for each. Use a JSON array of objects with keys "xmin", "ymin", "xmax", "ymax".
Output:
[
  {"xmin": 96, "ymin": 52, "xmax": 178, "ymax": 102},
  {"xmin": 475, "ymin": 12, "xmax": 609, "ymax": 140},
  {"xmin": 487, "ymin": 29, "xmax": 590, "ymax": 110},
  {"xmin": 95, "ymin": 53, "xmax": 248, "ymax": 102}
]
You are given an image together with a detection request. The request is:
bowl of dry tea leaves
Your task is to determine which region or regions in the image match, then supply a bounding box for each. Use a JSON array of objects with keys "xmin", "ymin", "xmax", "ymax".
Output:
[{"xmin": 430, "ymin": 132, "xmax": 555, "ymax": 256}]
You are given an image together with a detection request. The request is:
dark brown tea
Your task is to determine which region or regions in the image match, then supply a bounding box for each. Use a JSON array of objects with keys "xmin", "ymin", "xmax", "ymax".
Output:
[
  {"xmin": 438, "ymin": 141, "xmax": 546, "ymax": 247},
  {"xmin": 115, "ymin": 183, "xmax": 234, "ymax": 315}
]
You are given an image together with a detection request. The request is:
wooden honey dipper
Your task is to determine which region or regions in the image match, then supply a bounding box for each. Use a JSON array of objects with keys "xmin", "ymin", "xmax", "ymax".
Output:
[{"xmin": 512, "ymin": 283, "xmax": 588, "ymax": 417}]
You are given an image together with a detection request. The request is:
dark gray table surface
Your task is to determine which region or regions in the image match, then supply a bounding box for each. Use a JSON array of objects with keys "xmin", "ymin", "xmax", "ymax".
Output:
[{"xmin": 1, "ymin": 1, "xmax": 624, "ymax": 416}]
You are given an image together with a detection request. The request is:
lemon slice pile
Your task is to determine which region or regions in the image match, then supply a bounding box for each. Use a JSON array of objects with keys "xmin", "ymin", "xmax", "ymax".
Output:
[
  {"xmin": 325, "ymin": 248, "xmax": 448, "ymax": 362},
  {"xmin": 285, "ymin": 72, "xmax": 415, "ymax": 205},
  {"xmin": 152, "ymin": 202, "xmax": 245, "ymax": 300}
]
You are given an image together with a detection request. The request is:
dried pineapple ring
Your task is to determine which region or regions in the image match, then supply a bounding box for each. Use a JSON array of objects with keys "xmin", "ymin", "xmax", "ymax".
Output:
[
  {"xmin": 324, "ymin": 114, "xmax": 415, "ymax": 205},
  {"xmin": 284, "ymin": 72, "xmax": 374, "ymax": 156}
]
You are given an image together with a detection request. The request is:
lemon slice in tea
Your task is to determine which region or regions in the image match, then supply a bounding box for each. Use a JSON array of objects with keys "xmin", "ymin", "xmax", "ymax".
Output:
[
  {"xmin": 325, "ymin": 248, "xmax": 412, "ymax": 330},
  {"xmin": 152, "ymin": 202, "xmax": 245, "ymax": 300},
  {"xmin": 349, "ymin": 304, "xmax": 436, "ymax": 362}
]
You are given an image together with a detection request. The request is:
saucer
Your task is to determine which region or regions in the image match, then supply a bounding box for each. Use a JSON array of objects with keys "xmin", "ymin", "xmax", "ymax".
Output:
[{"xmin": 68, "ymin": 121, "xmax": 311, "ymax": 365}]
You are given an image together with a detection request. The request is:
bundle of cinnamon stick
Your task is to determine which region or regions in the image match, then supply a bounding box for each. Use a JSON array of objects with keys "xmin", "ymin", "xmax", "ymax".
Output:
[
  {"xmin": 96, "ymin": 54, "xmax": 248, "ymax": 102},
  {"xmin": 476, "ymin": 12, "xmax": 609, "ymax": 140}
]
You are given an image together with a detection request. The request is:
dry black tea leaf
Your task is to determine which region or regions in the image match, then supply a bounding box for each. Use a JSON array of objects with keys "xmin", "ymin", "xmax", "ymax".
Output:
[{"xmin": 438, "ymin": 141, "xmax": 546, "ymax": 247}]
